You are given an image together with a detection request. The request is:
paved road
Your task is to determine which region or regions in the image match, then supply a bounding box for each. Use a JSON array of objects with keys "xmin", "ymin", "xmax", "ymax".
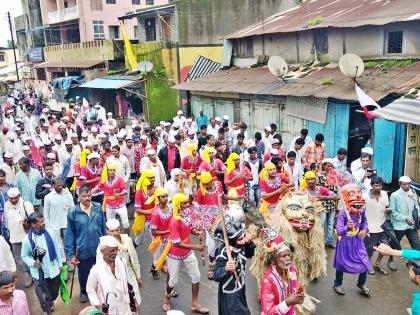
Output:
[{"xmin": 19, "ymin": 228, "xmax": 414, "ymax": 315}]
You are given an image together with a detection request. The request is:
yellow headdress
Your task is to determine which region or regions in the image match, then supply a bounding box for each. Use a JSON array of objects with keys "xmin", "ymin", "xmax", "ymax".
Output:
[
  {"xmin": 198, "ymin": 172, "xmax": 213, "ymax": 195},
  {"xmin": 226, "ymin": 152, "xmax": 240, "ymax": 175},
  {"xmin": 203, "ymin": 147, "xmax": 215, "ymax": 163},
  {"xmin": 100, "ymin": 164, "xmax": 116, "ymax": 184},
  {"xmin": 299, "ymin": 171, "xmax": 317, "ymax": 191},
  {"xmin": 172, "ymin": 193, "xmax": 189, "ymax": 220},
  {"xmin": 188, "ymin": 144, "xmax": 197, "ymax": 158},
  {"xmin": 259, "ymin": 162, "xmax": 276, "ymax": 180},
  {"xmin": 145, "ymin": 187, "xmax": 168, "ymax": 205},
  {"xmin": 80, "ymin": 148, "xmax": 91, "ymax": 168},
  {"xmin": 135, "ymin": 169, "xmax": 155, "ymax": 192}
]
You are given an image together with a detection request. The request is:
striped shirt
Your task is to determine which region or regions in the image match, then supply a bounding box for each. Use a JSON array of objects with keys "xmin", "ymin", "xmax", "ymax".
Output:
[{"xmin": 15, "ymin": 168, "xmax": 42, "ymax": 206}]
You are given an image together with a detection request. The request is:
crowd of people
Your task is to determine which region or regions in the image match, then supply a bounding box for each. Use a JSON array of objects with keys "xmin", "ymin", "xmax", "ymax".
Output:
[{"xmin": 0, "ymin": 89, "xmax": 419, "ymax": 315}]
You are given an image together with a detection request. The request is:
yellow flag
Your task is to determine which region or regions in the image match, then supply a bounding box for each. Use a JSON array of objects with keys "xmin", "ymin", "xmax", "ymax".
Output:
[{"xmin": 121, "ymin": 21, "xmax": 137, "ymax": 71}]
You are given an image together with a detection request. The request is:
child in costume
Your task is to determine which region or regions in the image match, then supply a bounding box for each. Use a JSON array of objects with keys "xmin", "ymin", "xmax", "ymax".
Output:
[
  {"xmin": 333, "ymin": 184, "xmax": 371, "ymax": 296},
  {"xmin": 212, "ymin": 214, "xmax": 255, "ymax": 315}
]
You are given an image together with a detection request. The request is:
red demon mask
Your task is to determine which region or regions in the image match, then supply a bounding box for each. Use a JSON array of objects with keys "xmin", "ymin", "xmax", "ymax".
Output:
[{"xmin": 341, "ymin": 184, "xmax": 365, "ymax": 215}]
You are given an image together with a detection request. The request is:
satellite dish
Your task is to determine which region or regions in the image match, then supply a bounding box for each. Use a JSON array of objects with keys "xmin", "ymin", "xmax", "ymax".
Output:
[
  {"xmin": 137, "ymin": 61, "xmax": 153, "ymax": 73},
  {"xmin": 339, "ymin": 53, "xmax": 364, "ymax": 78},
  {"xmin": 268, "ymin": 56, "xmax": 288, "ymax": 78}
]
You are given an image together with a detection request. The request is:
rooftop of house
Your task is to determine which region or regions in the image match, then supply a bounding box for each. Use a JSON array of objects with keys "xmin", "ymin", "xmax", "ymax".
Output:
[{"xmin": 225, "ymin": 0, "xmax": 420, "ymax": 39}]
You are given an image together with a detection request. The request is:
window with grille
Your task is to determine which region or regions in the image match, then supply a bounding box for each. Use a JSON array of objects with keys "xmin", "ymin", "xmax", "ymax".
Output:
[
  {"xmin": 93, "ymin": 21, "xmax": 105, "ymax": 39},
  {"xmin": 134, "ymin": 25, "xmax": 139, "ymax": 38},
  {"xmin": 387, "ymin": 31, "xmax": 403, "ymax": 54},
  {"xmin": 144, "ymin": 18, "xmax": 156, "ymax": 41},
  {"xmin": 0, "ymin": 54, "xmax": 4, "ymax": 62},
  {"xmin": 106, "ymin": 0, "xmax": 116, "ymax": 3},
  {"xmin": 132, "ymin": 0, "xmax": 141, "ymax": 4},
  {"xmin": 90, "ymin": 0, "xmax": 103, "ymax": 10},
  {"xmin": 109, "ymin": 25, "xmax": 120, "ymax": 39},
  {"xmin": 146, "ymin": 0, "xmax": 154, "ymax": 5}
]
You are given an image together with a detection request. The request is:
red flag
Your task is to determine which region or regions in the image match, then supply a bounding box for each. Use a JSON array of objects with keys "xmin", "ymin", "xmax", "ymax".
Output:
[
  {"xmin": 355, "ymin": 84, "xmax": 381, "ymax": 119},
  {"xmin": 30, "ymin": 140, "xmax": 43, "ymax": 168}
]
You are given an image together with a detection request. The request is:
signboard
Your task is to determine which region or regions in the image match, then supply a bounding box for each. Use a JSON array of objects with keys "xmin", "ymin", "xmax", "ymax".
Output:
[
  {"xmin": 404, "ymin": 124, "xmax": 420, "ymax": 180},
  {"xmin": 28, "ymin": 48, "xmax": 44, "ymax": 63}
]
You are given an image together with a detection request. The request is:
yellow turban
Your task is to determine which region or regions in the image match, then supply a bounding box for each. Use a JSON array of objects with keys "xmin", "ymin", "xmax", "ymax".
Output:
[
  {"xmin": 80, "ymin": 149, "xmax": 91, "ymax": 168},
  {"xmin": 188, "ymin": 144, "xmax": 197, "ymax": 158},
  {"xmin": 145, "ymin": 187, "xmax": 168, "ymax": 205},
  {"xmin": 259, "ymin": 162, "xmax": 276, "ymax": 180},
  {"xmin": 203, "ymin": 147, "xmax": 215, "ymax": 163},
  {"xmin": 172, "ymin": 193, "xmax": 189, "ymax": 220},
  {"xmin": 198, "ymin": 172, "xmax": 213, "ymax": 195},
  {"xmin": 100, "ymin": 164, "xmax": 116, "ymax": 184},
  {"xmin": 136, "ymin": 170, "xmax": 155, "ymax": 192},
  {"xmin": 226, "ymin": 152, "xmax": 240, "ymax": 175},
  {"xmin": 299, "ymin": 171, "xmax": 317, "ymax": 191}
]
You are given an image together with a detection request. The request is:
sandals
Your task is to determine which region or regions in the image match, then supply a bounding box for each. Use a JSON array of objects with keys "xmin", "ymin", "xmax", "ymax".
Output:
[
  {"xmin": 333, "ymin": 286, "xmax": 345, "ymax": 295},
  {"xmin": 373, "ymin": 265, "xmax": 389, "ymax": 275},
  {"xmin": 387, "ymin": 261, "xmax": 398, "ymax": 271},
  {"xmin": 368, "ymin": 268, "xmax": 376, "ymax": 275},
  {"xmin": 170, "ymin": 289, "xmax": 179, "ymax": 298},
  {"xmin": 357, "ymin": 284, "xmax": 371, "ymax": 297},
  {"xmin": 191, "ymin": 304, "xmax": 209, "ymax": 314},
  {"xmin": 162, "ymin": 294, "xmax": 171, "ymax": 312},
  {"xmin": 150, "ymin": 265, "xmax": 160, "ymax": 280}
]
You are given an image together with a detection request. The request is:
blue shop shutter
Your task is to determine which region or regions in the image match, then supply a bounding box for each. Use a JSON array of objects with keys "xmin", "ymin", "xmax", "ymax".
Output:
[
  {"xmin": 374, "ymin": 118, "xmax": 396, "ymax": 183},
  {"xmin": 307, "ymin": 102, "xmax": 350, "ymax": 158},
  {"xmin": 393, "ymin": 123, "xmax": 406, "ymax": 180}
]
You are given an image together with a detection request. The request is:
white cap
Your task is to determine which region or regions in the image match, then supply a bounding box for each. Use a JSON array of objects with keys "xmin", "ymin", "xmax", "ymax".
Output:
[
  {"xmin": 270, "ymin": 149, "xmax": 279, "ymax": 155},
  {"xmin": 270, "ymin": 138, "xmax": 280, "ymax": 145},
  {"xmin": 94, "ymin": 104, "xmax": 100, "ymax": 109},
  {"xmin": 22, "ymin": 145, "xmax": 30, "ymax": 151},
  {"xmin": 223, "ymin": 115, "xmax": 229, "ymax": 121},
  {"xmin": 43, "ymin": 139, "xmax": 52, "ymax": 146},
  {"xmin": 164, "ymin": 122, "xmax": 171, "ymax": 127},
  {"xmin": 99, "ymin": 133, "xmax": 107, "ymax": 138},
  {"xmin": 15, "ymin": 127, "xmax": 21, "ymax": 132},
  {"xmin": 47, "ymin": 153, "xmax": 56, "ymax": 159},
  {"xmin": 131, "ymin": 119, "xmax": 138, "ymax": 125},
  {"xmin": 140, "ymin": 135, "xmax": 148, "ymax": 140},
  {"xmin": 64, "ymin": 139, "xmax": 73, "ymax": 145},
  {"xmin": 106, "ymin": 219, "xmax": 120, "ymax": 230},
  {"xmin": 99, "ymin": 235, "xmax": 118, "ymax": 248},
  {"xmin": 8, "ymin": 133, "xmax": 16, "ymax": 140},
  {"xmin": 22, "ymin": 135, "xmax": 31, "ymax": 142},
  {"xmin": 171, "ymin": 168, "xmax": 182, "ymax": 178},
  {"xmin": 186, "ymin": 118, "xmax": 192, "ymax": 123},
  {"xmin": 75, "ymin": 96, "xmax": 80, "ymax": 99},
  {"xmin": 172, "ymin": 123, "xmax": 180, "ymax": 128},
  {"xmin": 322, "ymin": 158, "xmax": 334, "ymax": 164},
  {"xmin": 91, "ymin": 127, "xmax": 98, "ymax": 133},
  {"xmin": 264, "ymin": 126, "xmax": 271, "ymax": 132},
  {"xmin": 119, "ymin": 129, "xmax": 126, "ymax": 136},
  {"xmin": 399, "ymin": 176, "xmax": 411, "ymax": 183},
  {"xmin": 92, "ymin": 139, "xmax": 100, "ymax": 146},
  {"xmin": 361, "ymin": 147, "xmax": 373, "ymax": 155},
  {"xmin": 160, "ymin": 120, "xmax": 165, "ymax": 126},
  {"xmin": 4, "ymin": 152, "xmax": 13, "ymax": 158},
  {"xmin": 187, "ymin": 129, "xmax": 195, "ymax": 135},
  {"xmin": 81, "ymin": 131, "xmax": 88, "ymax": 137},
  {"xmin": 168, "ymin": 137, "xmax": 176, "ymax": 143},
  {"xmin": 84, "ymin": 141, "xmax": 93, "ymax": 147},
  {"xmin": 7, "ymin": 187, "xmax": 20, "ymax": 198},
  {"xmin": 147, "ymin": 149, "xmax": 156, "ymax": 155},
  {"xmin": 116, "ymin": 132, "xmax": 124, "ymax": 139},
  {"xmin": 54, "ymin": 135, "xmax": 62, "ymax": 140},
  {"xmin": 215, "ymin": 117, "xmax": 221, "ymax": 122},
  {"xmin": 107, "ymin": 112, "xmax": 113, "ymax": 116},
  {"xmin": 155, "ymin": 126, "xmax": 162, "ymax": 131},
  {"xmin": 177, "ymin": 110, "xmax": 183, "ymax": 115},
  {"xmin": 71, "ymin": 133, "xmax": 78, "ymax": 138},
  {"xmin": 87, "ymin": 152, "xmax": 100, "ymax": 160},
  {"xmin": 42, "ymin": 108, "xmax": 49, "ymax": 113}
]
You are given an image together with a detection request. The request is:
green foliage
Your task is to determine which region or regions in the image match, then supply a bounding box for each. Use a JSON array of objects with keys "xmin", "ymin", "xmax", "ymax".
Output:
[
  {"xmin": 320, "ymin": 77, "xmax": 333, "ymax": 85},
  {"xmin": 364, "ymin": 59, "xmax": 417, "ymax": 69},
  {"xmin": 307, "ymin": 16, "xmax": 324, "ymax": 27}
]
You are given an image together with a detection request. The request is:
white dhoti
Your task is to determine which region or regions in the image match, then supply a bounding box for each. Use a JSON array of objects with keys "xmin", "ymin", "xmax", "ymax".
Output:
[{"xmin": 167, "ymin": 253, "xmax": 201, "ymax": 288}]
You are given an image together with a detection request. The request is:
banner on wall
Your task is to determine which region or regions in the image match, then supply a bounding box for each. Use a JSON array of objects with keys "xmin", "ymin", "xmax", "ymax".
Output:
[{"xmin": 404, "ymin": 124, "xmax": 420, "ymax": 180}]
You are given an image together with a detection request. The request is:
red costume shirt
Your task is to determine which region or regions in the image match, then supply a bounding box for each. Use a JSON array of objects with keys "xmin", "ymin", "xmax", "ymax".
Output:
[
  {"xmin": 259, "ymin": 175, "xmax": 288, "ymax": 204},
  {"xmin": 150, "ymin": 206, "xmax": 172, "ymax": 242},
  {"xmin": 79, "ymin": 164, "xmax": 102, "ymax": 195},
  {"xmin": 194, "ymin": 181, "xmax": 223, "ymax": 206},
  {"xmin": 199, "ymin": 159, "xmax": 225, "ymax": 179},
  {"xmin": 96, "ymin": 177, "xmax": 127, "ymax": 208},
  {"xmin": 168, "ymin": 217, "xmax": 192, "ymax": 260},
  {"xmin": 224, "ymin": 166, "xmax": 252, "ymax": 196},
  {"xmin": 134, "ymin": 189, "xmax": 155, "ymax": 221},
  {"xmin": 181, "ymin": 155, "xmax": 203, "ymax": 176}
]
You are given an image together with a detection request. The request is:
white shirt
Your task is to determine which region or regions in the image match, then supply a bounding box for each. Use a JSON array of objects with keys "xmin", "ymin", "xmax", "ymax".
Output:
[
  {"xmin": 106, "ymin": 155, "xmax": 131, "ymax": 183},
  {"xmin": 287, "ymin": 146, "xmax": 304, "ymax": 168},
  {"xmin": 0, "ymin": 235, "xmax": 16, "ymax": 272},
  {"xmin": 173, "ymin": 115, "xmax": 186, "ymax": 127},
  {"xmin": 290, "ymin": 135, "xmax": 313, "ymax": 153},
  {"xmin": 44, "ymin": 190, "xmax": 75, "ymax": 230},
  {"xmin": 353, "ymin": 168, "xmax": 372, "ymax": 193},
  {"xmin": 207, "ymin": 124, "xmax": 219, "ymax": 138},
  {"xmin": 164, "ymin": 179, "xmax": 187, "ymax": 201},
  {"xmin": 4, "ymin": 199, "xmax": 34, "ymax": 244},
  {"xmin": 333, "ymin": 156, "xmax": 347, "ymax": 172},
  {"xmin": 23, "ymin": 115, "xmax": 37, "ymax": 132},
  {"xmin": 140, "ymin": 157, "xmax": 165, "ymax": 188},
  {"xmin": 0, "ymin": 163, "xmax": 16, "ymax": 185},
  {"xmin": 247, "ymin": 159, "xmax": 260, "ymax": 186},
  {"xmin": 363, "ymin": 190, "xmax": 389, "ymax": 233},
  {"xmin": 283, "ymin": 162, "xmax": 303, "ymax": 191},
  {"xmin": 5, "ymin": 140, "xmax": 22, "ymax": 163},
  {"xmin": 351, "ymin": 158, "xmax": 362, "ymax": 174}
]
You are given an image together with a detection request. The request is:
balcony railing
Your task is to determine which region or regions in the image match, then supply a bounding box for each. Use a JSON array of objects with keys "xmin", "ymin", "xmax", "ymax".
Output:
[
  {"xmin": 63, "ymin": 6, "xmax": 78, "ymax": 21},
  {"xmin": 47, "ymin": 10, "xmax": 60, "ymax": 24}
]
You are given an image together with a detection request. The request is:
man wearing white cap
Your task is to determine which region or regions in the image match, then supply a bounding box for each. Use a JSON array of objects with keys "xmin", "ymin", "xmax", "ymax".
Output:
[
  {"xmin": 80, "ymin": 131, "xmax": 89, "ymax": 148},
  {"xmin": 87, "ymin": 235, "xmax": 139, "ymax": 315},
  {"xmin": 88, "ymin": 127, "xmax": 100, "ymax": 144},
  {"xmin": 173, "ymin": 110, "xmax": 186, "ymax": 128},
  {"xmin": 140, "ymin": 149, "xmax": 166, "ymax": 187},
  {"xmin": 95, "ymin": 103, "xmax": 106, "ymax": 122},
  {"xmin": 106, "ymin": 113, "xmax": 117, "ymax": 131},
  {"xmin": 164, "ymin": 168, "xmax": 188, "ymax": 201},
  {"xmin": 47, "ymin": 152, "xmax": 62, "ymax": 178},
  {"xmin": 207, "ymin": 118, "xmax": 218, "ymax": 138},
  {"xmin": 4, "ymin": 187, "xmax": 34, "ymax": 288},
  {"xmin": 108, "ymin": 126, "xmax": 118, "ymax": 147},
  {"xmin": 390, "ymin": 176, "xmax": 420, "ymax": 253},
  {"xmin": 5, "ymin": 133, "xmax": 22, "ymax": 164},
  {"xmin": 22, "ymin": 109, "xmax": 37, "ymax": 132},
  {"xmin": 106, "ymin": 219, "xmax": 142, "ymax": 304},
  {"xmin": 351, "ymin": 147, "xmax": 373, "ymax": 174},
  {"xmin": 182, "ymin": 129, "xmax": 198, "ymax": 154},
  {"xmin": 0, "ymin": 153, "xmax": 17, "ymax": 185},
  {"xmin": 158, "ymin": 137, "xmax": 181, "ymax": 180},
  {"xmin": 54, "ymin": 134, "xmax": 64, "ymax": 151}
]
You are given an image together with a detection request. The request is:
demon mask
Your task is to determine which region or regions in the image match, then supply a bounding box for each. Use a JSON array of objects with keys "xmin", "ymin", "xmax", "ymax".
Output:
[
  {"xmin": 341, "ymin": 184, "xmax": 365, "ymax": 215},
  {"xmin": 212, "ymin": 214, "xmax": 246, "ymax": 247},
  {"xmin": 281, "ymin": 192, "xmax": 316, "ymax": 232}
]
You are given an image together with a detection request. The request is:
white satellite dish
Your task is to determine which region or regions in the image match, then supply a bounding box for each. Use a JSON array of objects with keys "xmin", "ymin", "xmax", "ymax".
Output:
[
  {"xmin": 339, "ymin": 53, "xmax": 364, "ymax": 78},
  {"xmin": 268, "ymin": 56, "xmax": 289, "ymax": 78},
  {"xmin": 137, "ymin": 60, "xmax": 153, "ymax": 73}
]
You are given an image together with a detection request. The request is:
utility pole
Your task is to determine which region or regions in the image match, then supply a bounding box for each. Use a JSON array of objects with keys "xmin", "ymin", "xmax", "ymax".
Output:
[{"xmin": 7, "ymin": 11, "xmax": 20, "ymax": 82}]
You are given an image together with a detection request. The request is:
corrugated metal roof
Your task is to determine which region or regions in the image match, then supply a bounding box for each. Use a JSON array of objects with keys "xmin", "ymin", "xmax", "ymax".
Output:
[
  {"xmin": 173, "ymin": 62, "xmax": 420, "ymax": 102},
  {"xmin": 80, "ymin": 77, "xmax": 138, "ymax": 89},
  {"xmin": 35, "ymin": 60, "xmax": 105, "ymax": 69},
  {"xmin": 374, "ymin": 98, "xmax": 420, "ymax": 125},
  {"xmin": 186, "ymin": 55, "xmax": 221, "ymax": 81},
  {"xmin": 225, "ymin": 0, "xmax": 420, "ymax": 39}
]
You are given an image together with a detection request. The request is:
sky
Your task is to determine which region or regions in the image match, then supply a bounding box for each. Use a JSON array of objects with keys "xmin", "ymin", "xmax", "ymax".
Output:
[{"xmin": 0, "ymin": 2, "xmax": 23, "ymax": 47}]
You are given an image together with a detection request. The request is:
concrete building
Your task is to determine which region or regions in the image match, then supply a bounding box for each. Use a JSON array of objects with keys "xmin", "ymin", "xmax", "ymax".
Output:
[{"xmin": 0, "ymin": 48, "xmax": 20, "ymax": 69}]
